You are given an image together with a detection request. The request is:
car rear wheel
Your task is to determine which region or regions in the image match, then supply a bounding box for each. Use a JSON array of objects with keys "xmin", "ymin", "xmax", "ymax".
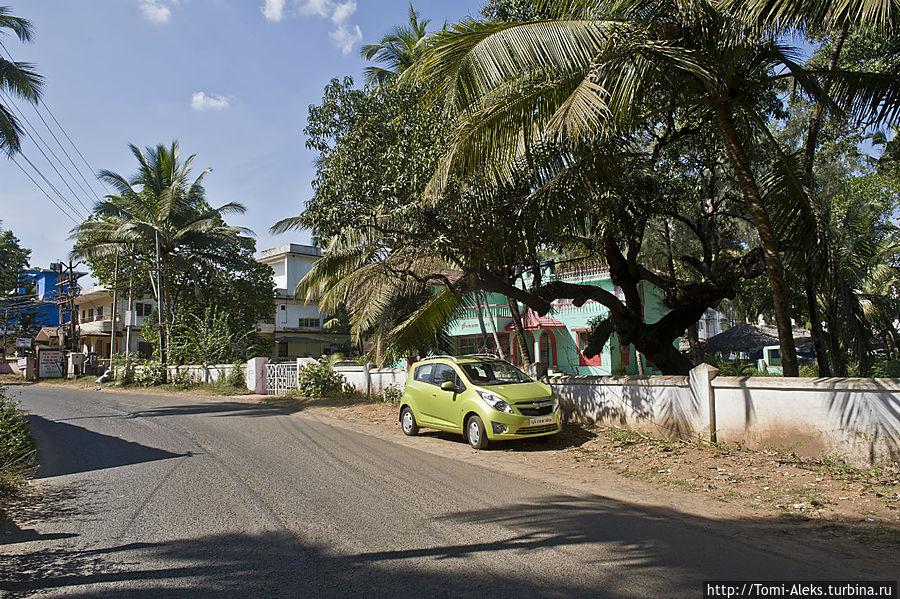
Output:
[
  {"xmin": 466, "ymin": 415, "xmax": 488, "ymax": 449},
  {"xmin": 401, "ymin": 406, "xmax": 419, "ymax": 436}
]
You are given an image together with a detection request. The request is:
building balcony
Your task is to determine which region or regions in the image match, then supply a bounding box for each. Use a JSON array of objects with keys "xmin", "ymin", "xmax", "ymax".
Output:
[{"xmin": 79, "ymin": 319, "xmax": 112, "ymax": 335}]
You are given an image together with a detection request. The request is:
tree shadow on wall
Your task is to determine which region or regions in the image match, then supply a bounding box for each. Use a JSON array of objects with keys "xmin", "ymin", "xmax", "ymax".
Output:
[{"xmin": 556, "ymin": 378, "xmax": 700, "ymax": 439}]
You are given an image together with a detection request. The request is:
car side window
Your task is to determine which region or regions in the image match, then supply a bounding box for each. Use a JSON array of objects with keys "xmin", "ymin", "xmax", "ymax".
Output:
[
  {"xmin": 432, "ymin": 364, "xmax": 464, "ymax": 391},
  {"xmin": 414, "ymin": 364, "xmax": 434, "ymax": 383}
]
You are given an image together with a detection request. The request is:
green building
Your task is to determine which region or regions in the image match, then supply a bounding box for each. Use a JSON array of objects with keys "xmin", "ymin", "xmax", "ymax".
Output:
[{"xmin": 445, "ymin": 265, "xmax": 669, "ymax": 375}]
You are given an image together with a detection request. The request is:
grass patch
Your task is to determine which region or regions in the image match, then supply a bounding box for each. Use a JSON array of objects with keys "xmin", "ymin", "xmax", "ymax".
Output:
[
  {"xmin": 820, "ymin": 452, "xmax": 884, "ymax": 480},
  {"xmin": 602, "ymin": 427, "xmax": 638, "ymax": 445},
  {"xmin": 0, "ymin": 388, "xmax": 35, "ymax": 517}
]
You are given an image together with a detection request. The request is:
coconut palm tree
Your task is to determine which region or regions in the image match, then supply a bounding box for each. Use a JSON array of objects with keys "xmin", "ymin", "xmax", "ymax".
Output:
[
  {"xmin": 414, "ymin": 0, "xmax": 900, "ymax": 376},
  {"xmin": 0, "ymin": 6, "xmax": 42, "ymax": 156},
  {"xmin": 360, "ymin": 3, "xmax": 432, "ymax": 87},
  {"xmin": 71, "ymin": 142, "xmax": 249, "ymax": 376}
]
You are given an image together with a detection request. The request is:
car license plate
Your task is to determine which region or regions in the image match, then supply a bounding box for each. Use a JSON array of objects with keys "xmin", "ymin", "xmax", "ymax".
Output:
[{"xmin": 529, "ymin": 416, "xmax": 553, "ymax": 426}]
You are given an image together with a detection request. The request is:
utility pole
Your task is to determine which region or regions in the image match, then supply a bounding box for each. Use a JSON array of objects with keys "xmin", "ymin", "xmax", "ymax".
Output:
[
  {"xmin": 155, "ymin": 230, "xmax": 167, "ymax": 382},
  {"xmin": 125, "ymin": 245, "xmax": 134, "ymax": 361},
  {"xmin": 109, "ymin": 252, "xmax": 119, "ymax": 367}
]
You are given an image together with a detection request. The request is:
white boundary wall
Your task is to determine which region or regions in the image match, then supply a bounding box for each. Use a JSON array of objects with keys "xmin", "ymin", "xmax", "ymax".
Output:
[
  {"xmin": 335, "ymin": 364, "xmax": 407, "ymax": 397},
  {"xmin": 548, "ymin": 364, "xmax": 900, "ymax": 467},
  {"xmin": 117, "ymin": 363, "xmax": 246, "ymax": 384}
]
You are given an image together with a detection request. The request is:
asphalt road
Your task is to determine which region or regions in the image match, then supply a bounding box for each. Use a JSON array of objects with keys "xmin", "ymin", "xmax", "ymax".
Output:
[{"xmin": 0, "ymin": 385, "xmax": 894, "ymax": 598}]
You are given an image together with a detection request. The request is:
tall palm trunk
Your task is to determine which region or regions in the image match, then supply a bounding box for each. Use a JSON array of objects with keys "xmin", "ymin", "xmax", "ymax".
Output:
[
  {"xmin": 473, "ymin": 292, "xmax": 490, "ymax": 351},
  {"xmin": 714, "ymin": 102, "xmax": 799, "ymax": 376},
  {"xmin": 801, "ymin": 24, "xmax": 849, "ymax": 377},
  {"xmin": 482, "ymin": 291, "xmax": 506, "ymax": 359},
  {"xmin": 507, "ymin": 297, "xmax": 531, "ymax": 367}
]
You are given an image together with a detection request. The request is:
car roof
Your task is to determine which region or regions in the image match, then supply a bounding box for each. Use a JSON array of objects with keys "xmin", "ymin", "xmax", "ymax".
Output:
[{"xmin": 416, "ymin": 356, "xmax": 505, "ymax": 365}]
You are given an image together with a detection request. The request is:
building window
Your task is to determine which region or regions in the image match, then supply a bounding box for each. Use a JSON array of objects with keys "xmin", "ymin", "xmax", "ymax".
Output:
[
  {"xmin": 135, "ymin": 302, "xmax": 153, "ymax": 317},
  {"xmin": 97, "ymin": 306, "xmax": 103, "ymax": 319},
  {"xmin": 298, "ymin": 318, "xmax": 319, "ymax": 329},
  {"xmin": 576, "ymin": 330, "xmax": 602, "ymax": 367},
  {"xmin": 88, "ymin": 308, "xmax": 94, "ymax": 319},
  {"xmin": 456, "ymin": 334, "xmax": 508, "ymax": 356},
  {"xmin": 137, "ymin": 342, "xmax": 153, "ymax": 358}
]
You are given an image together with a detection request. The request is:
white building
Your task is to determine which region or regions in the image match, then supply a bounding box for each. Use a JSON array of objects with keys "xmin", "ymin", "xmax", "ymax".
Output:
[
  {"xmin": 74, "ymin": 286, "xmax": 156, "ymax": 357},
  {"xmin": 257, "ymin": 243, "xmax": 349, "ymax": 359},
  {"xmin": 697, "ymin": 307, "xmax": 736, "ymax": 340}
]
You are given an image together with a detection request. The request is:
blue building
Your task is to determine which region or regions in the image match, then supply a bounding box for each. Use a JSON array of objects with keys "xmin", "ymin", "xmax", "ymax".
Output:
[{"xmin": 9, "ymin": 267, "xmax": 85, "ymax": 329}]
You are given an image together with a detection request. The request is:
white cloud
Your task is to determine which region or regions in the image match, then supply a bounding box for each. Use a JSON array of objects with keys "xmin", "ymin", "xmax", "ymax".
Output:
[
  {"xmin": 261, "ymin": 0, "xmax": 361, "ymax": 54},
  {"xmin": 329, "ymin": 23, "xmax": 362, "ymax": 55},
  {"xmin": 191, "ymin": 92, "xmax": 230, "ymax": 112},
  {"xmin": 261, "ymin": 0, "xmax": 286, "ymax": 22},
  {"xmin": 330, "ymin": 0, "xmax": 356, "ymax": 24},
  {"xmin": 137, "ymin": 0, "xmax": 175, "ymax": 24},
  {"xmin": 300, "ymin": 0, "xmax": 331, "ymax": 18}
]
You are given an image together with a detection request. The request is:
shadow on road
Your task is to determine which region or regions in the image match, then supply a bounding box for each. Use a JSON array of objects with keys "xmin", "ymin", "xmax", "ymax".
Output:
[
  {"xmin": 2, "ymin": 485, "xmax": 896, "ymax": 598},
  {"xmin": 27, "ymin": 416, "xmax": 187, "ymax": 479},
  {"xmin": 125, "ymin": 399, "xmax": 307, "ymax": 420}
]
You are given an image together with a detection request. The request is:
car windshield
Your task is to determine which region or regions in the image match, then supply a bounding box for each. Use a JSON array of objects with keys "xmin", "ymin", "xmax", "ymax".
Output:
[{"xmin": 459, "ymin": 361, "xmax": 533, "ymax": 386}]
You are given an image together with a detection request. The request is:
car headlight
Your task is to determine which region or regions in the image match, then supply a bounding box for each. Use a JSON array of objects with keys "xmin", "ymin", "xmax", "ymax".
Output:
[{"xmin": 477, "ymin": 390, "xmax": 514, "ymax": 414}]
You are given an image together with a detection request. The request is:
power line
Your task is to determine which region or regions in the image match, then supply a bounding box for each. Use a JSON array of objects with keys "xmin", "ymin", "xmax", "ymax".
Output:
[
  {"xmin": 0, "ymin": 39, "xmax": 108, "ymax": 200},
  {"xmin": 15, "ymin": 151, "xmax": 86, "ymax": 222},
  {"xmin": 25, "ymin": 97, "xmax": 104, "ymax": 205},
  {"xmin": 42, "ymin": 100, "xmax": 110, "ymax": 197},
  {"xmin": 0, "ymin": 88, "xmax": 94, "ymax": 213},
  {"xmin": 9, "ymin": 157, "xmax": 80, "ymax": 225}
]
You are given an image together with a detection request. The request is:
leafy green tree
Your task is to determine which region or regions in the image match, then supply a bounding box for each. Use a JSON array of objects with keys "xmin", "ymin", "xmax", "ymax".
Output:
[
  {"xmin": 0, "ymin": 6, "xmax": 42, "ymax": 156},
  {"xmin": 72, "ymin": 142, "xmax": 249, "ymax": 377},
  {"xmin": 416, "ymin": 0, "xmax": 900, "ymax": 376},
  {"xmin": 0, "ymin": 224, "xmax": 30, "ymax": 293},
  {"xmin": 360, "ymin": 4, "xmax": 432, "ymax": 87},
  {"xmin": 170, "ymin": 236, "xmax": 274, "ymax": 361},
  {"xmin": 278, "ymin": 77, "xmax": 448, "ymax": 244},
  {"xmin": 169, "ymin": 307, "xmax": 251, "ymax": 365}
]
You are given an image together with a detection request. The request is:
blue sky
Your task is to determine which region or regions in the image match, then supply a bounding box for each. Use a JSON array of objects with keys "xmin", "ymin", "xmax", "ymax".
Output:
[{"xmin": 0, "ymin": 0, "xmax": 483, "ymax": 278}]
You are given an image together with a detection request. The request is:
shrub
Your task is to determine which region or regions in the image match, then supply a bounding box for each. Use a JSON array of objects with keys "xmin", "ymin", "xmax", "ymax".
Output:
[
  {"xmin": 134, "ymin": 361, "xmax": 165, "ymax": 386},
  {"xmin": 170, "ymin": 367, "xmax": 195, "ymax": 389},
  {"xmin": 0, "ymin": 389, "xmax": 34, "ymax": 507},
  {"xmin": 296, "ymin": 359, "xmax": 345, "ymax": 397},
  {"xmin": 382, "ymin": 383, "xmax": 403, "ymax": 404},
  {"xmin": 871, "ymin": 358, "xmax": 900, "ymax": 378},
  {"xmin": 226, "ymin": 365, "xmax": 245, "ymax": 389},
  {"xmin": 715, "ymin": 359, "xmax": 758, "ymax": 377},
  {"xmin": 799, "ymin": 364, "xmax": 819, "ymax": 377}
]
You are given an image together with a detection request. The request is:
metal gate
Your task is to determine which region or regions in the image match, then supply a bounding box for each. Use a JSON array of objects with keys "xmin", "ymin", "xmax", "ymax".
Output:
[{"xmin": 266, "ymin": 362, "xmax": 298, "ymax": 395}]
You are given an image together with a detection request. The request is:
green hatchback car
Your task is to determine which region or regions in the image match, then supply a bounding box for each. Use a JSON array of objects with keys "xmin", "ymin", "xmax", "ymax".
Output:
[{"xmin": 398, "ymin": 355, "xmax": 560, "ymax": 449}]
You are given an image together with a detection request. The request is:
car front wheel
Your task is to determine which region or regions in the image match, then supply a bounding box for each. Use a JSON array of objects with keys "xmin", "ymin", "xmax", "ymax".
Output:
[
  {"xmin": 401, "ymin": 406, "xmax": 419, "ymax": 436},
  {"xmin": 466, "ymin": 415, "xmax": 488, "ymax": 449}
]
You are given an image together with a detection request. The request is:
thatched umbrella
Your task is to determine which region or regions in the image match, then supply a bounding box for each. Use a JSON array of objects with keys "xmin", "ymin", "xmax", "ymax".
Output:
[
  {"xmin": 698, "ymin": 323, "xmax": 813, "ymax": 356},
  {"xmin": 700, "ymin": 323, "xmax": 778, "ymax": 355}
]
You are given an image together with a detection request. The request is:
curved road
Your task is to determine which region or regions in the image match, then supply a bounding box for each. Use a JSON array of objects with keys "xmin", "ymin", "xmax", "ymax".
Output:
[{"xmin": 0, "ymin": 385, "xmax": 894, "ymax": 598}]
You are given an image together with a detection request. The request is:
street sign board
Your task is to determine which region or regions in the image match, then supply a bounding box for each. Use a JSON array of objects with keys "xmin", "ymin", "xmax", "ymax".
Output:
[
  {"xmin": 15, "ymin": 337, "xmax": 32, "ymax": 348},
  {"xmin": 37, "ymin": 349, "xmax": 63, "ymax": 378}
]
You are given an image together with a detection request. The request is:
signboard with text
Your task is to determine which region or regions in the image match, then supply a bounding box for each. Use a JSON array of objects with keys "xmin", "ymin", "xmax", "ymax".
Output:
[
  {"xmin": 37, "ymin": 349, "xmax": 63, "ymax": 378},
  {"xmin": 15, "ymin": 338, "xmax": 31, "ymax": 348}
]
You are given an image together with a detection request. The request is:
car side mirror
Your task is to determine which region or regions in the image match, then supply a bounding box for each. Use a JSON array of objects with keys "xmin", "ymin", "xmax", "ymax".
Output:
[{"xmin": 440, "ymin": 380, "xmax": 456, "ymax": 392}]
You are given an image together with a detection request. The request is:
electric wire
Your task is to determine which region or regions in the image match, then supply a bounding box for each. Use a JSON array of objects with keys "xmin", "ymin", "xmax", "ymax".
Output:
[
  {"xmin": 23, "ymin": 95, "xmax": 102, "ymax": 206},
  {"xmin": 14, "ymin": 150, "xmax": 86, "ymax": 221},
  {"xmin": 0, "ymin": 39, "xmax": 108, "ymax": 199},
  {"xmin": 9, "ymin": 156, "xmax": 80, "ymax": 225},
  {"xmin": 0, "ymin": 88, "xmax": 94, "ymax": 213},
  {"xmin": 0, "ymin": 39, "xmax": 105, "ymax": 218}
]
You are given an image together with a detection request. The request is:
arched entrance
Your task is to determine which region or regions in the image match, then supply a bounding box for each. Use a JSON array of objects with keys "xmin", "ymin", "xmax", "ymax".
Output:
[{"xmin": 538, "ymin": 331, "xmax": 557, "ymax": 367}]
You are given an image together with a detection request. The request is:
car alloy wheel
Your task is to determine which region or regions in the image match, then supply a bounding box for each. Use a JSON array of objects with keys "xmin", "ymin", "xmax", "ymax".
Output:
[
  {"xmin": 466, "ymin": 415, "xmax": 488, "ymax": 449},
  {"xmin": 401, "ymin": 407, "xmax": 418, "ymax": 436}
]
